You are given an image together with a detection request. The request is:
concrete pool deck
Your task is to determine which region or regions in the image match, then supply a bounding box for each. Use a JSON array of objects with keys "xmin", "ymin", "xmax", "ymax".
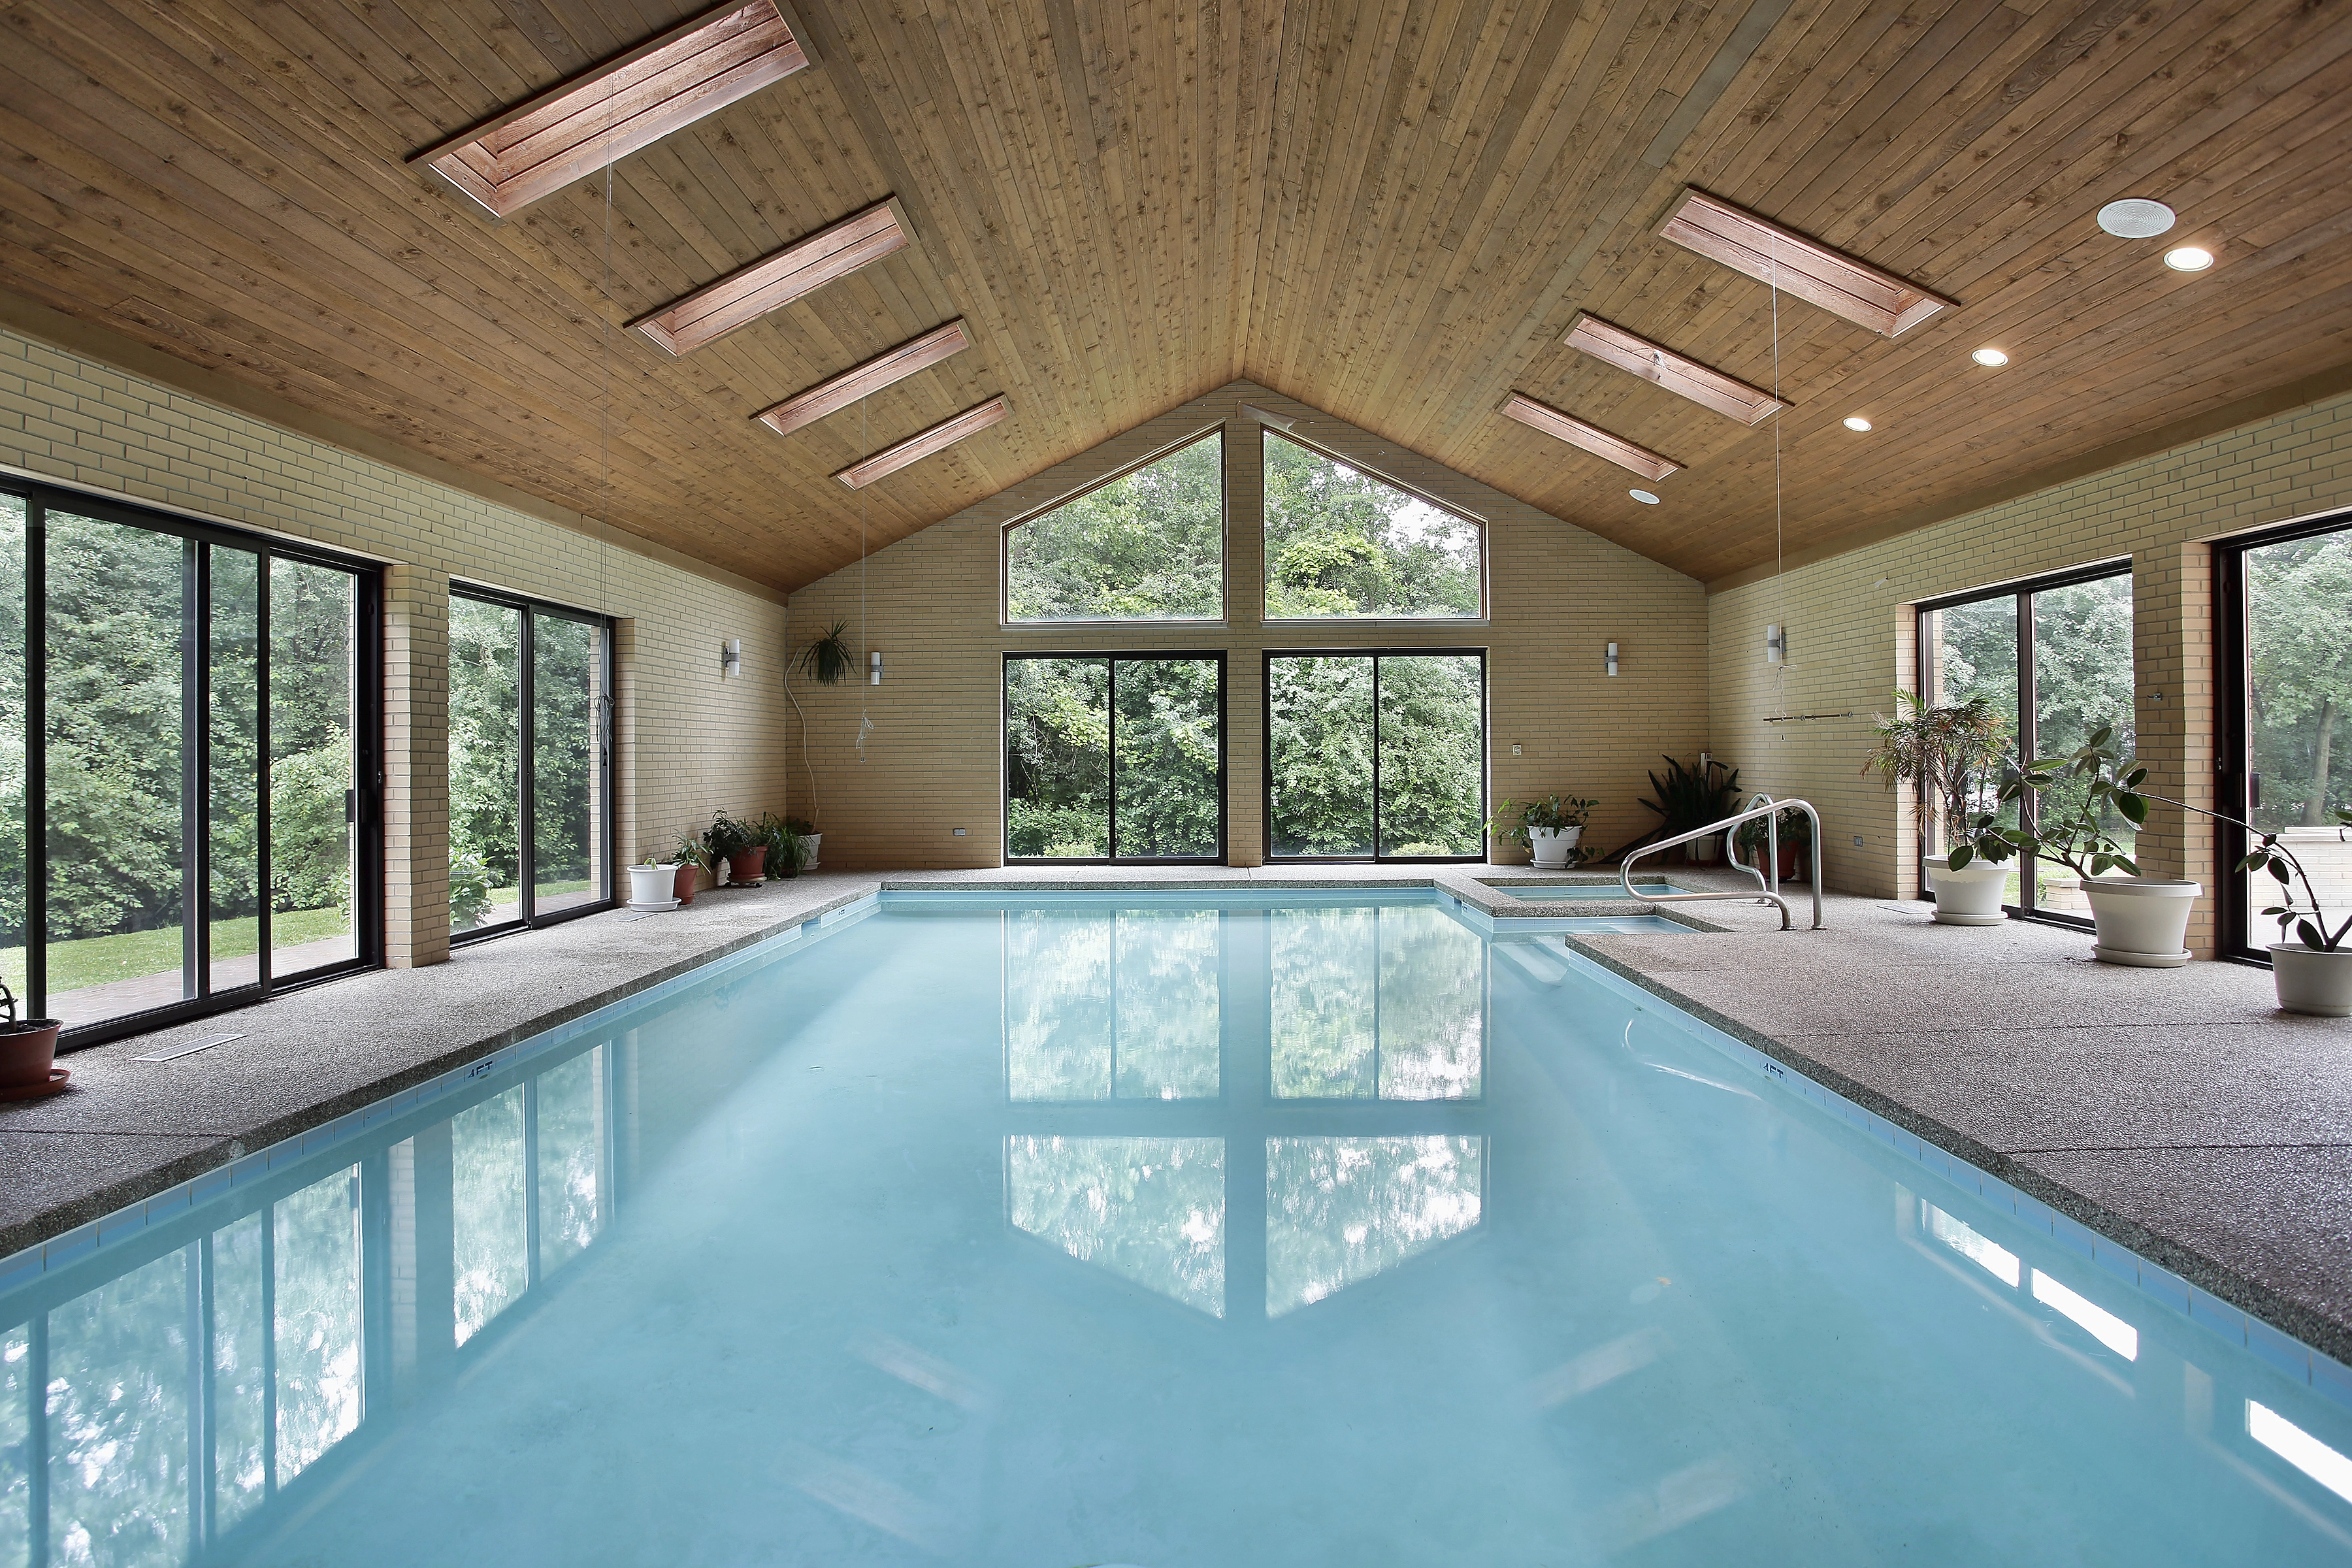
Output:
[{"xmin": 5, "ymin": 864, "xmax": 2348, "ymax": 1364}]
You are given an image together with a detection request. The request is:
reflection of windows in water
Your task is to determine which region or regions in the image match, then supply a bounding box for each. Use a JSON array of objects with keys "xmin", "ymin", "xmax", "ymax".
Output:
[
  {"xmin": 1266, "ymin": 1136, "xmax": 1486, "ymax": 1316},
  {"xmin": 1270, "ymin": 905, "xmax": 1484, "ymax": 1100},
  {"xmin": 1004, "ymin": 909, "xmax": 1222, "ymax": 1100},
  {"xmin": 1008, "ymin": 1135, "xmax": 1226, "ymax": 1316},
  {"xmin": 453, "ymin": 1083, "xmax": 529, "ymax": 1346}
]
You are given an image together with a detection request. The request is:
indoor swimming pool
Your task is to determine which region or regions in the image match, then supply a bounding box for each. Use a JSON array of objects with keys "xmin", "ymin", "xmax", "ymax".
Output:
[{"xmin": 3, "ymin": 890, "xmax": 2349, "ymax": 1565}]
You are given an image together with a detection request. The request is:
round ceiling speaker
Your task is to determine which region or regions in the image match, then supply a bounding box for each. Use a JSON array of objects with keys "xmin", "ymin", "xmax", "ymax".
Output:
[{"xmin": 2097, "ymin": 199, "xmax": 2176, "ymax": 238}]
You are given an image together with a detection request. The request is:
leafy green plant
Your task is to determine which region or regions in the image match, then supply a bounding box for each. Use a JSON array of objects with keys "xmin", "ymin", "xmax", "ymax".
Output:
[
  {"xmin": 704, "ymin": 811, "xmax": 757, "ymax": 862},
  {"xmin": 1735, "ymin": 805, "xmax": 1812, "ymax": 857},
  {"xmin": 671, "ymin": 832, "xmax": 713, "ymax": 872},
  {"xmin": 1862, "ymin": 691, "xmax": 2011, "ymax": 847},
  {"xmin": 1485, "ymin": 795, "xmax": 1599, "ymax": 847},
  {"xmin": 1638, "ymin": 756, "xmax": 1741, "ymax": 838},
  {"xmin": 758, "ymin": 812, "xmax": 805, "ymax": 877},
  {"xmin": 2238, "ymin": 817, "xmax": 2352, "ymax": 951},
  {"xmin": 794, "ymin": 621, "xmax": 857, "ymax": 685},
  {"xmin": 1946, "ymin": 726, "xmax": 2141, "ymax": 881}
]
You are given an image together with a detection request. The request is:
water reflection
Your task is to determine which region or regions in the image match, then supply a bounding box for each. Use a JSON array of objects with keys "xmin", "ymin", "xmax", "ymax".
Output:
[
  {"xmin": 1271, "ymin": 906, "xmax": 1484, "ymax": 1099},
  {"xmin": 1007, "ymin": 1136, "xmax": 1226, "ymax": 1316},
  {"xmin": 1004, "ymin": 910, "xmax": 1222, "ymax": 1100},
  {"xmin": 1266, "ymin": 1137, "xmax": 1484, "ymax": 1316}
]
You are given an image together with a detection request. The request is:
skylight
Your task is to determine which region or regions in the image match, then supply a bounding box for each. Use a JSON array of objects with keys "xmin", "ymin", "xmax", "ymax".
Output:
[
  {"xmin": 1499, "ymin": 393, "xmax": 1680, "ymax": 482},
  {"xmin": 1563, "ymin": 314, "xmax": 1785, "ymax": 425},
  {"xmin": 1656, "ymin": 188, "xmax": 1955, "ymax": 338},
  {"xmin": 758, "ymin": 321, "xmax": 970, "ymax": 437},
  {"xmin": 834, "ymin": 397, "xmax": 1008, "ymax": 488},
  {"xmin": 632, "ymin": 200, "xmax": 910, "ymax": 355},
  {"xmin": 414, "ymin": 1, "xmax": 809, "ymax": 220}
]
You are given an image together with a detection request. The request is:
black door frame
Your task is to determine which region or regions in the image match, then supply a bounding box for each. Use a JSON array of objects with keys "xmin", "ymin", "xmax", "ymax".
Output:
[
  {"xmin": 1261, "ymin": 647, "xmax": 1489, "ymax": 864},
  {"xmin": 1002, "ymin": 650, "xmax": 1229, "ymax": 865}
]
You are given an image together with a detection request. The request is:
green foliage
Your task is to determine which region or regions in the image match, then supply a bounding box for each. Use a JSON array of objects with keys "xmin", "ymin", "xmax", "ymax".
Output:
[
  {"xmin": 1486, "ymin": 795, "xmax": 1598, "ymax": 846},
  {"xmin": 1946, "ymin": 725, "xmax": 2144, "ymax": 880},
  {"xmin": 1007, "ymin": 435, "xmax": 1224, "ymax": 621},
  {"xmin": 704, "ymin": 811, "xmax": 757, "ymax": 860},
  {"xmin": 756, "ymin": 811, "xmax": 804, "ymax": 875},
  {"xmin": 1863, "ymin": 691, "xmax": 2011, "ymax": 842},
  {"xmin": 2247, "ymin": 531, "xmax": 2351, "ymax": 829},
  {"xmin": 447, "ymin": 600, "xmax": 598, "ymax": 902},
  {"xmin": 1638, "ymin": 757, "xmax": 1741, "ymax": 840},
  {"xmin": 448, "ymin": 852, "xmax": 494, "ymax": 932},
  {"xmin": 2240, "ymin": 815, "xmax": 2352, "ymax": 952},
  {"xmin": 270, "ymin": 731, "xmax": 352, "ymax": 921},
  {"xmin": 1735, "ymin": 806, "xmax": 1813, "ymax": 854},
  {"xmin": 1262, "ymin": 433, "xmax": 1479, "ymax": 619},
  {"xmin": 794, "ymin": 620, "xmax": 857, "ymax": 685},
  {"xmin": 1005, "ymin": 657, "xmax": 1222, "ymax": 858},
  {"xmin": 1266, "ymin": 655, "xmax": 1483, "ymax": 857}
]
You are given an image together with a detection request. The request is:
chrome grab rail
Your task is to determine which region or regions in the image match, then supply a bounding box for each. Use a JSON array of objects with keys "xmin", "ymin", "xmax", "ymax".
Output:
[{"xmin": 1621, "ymin": 793, "xmax": 1825, "ymax": 931}]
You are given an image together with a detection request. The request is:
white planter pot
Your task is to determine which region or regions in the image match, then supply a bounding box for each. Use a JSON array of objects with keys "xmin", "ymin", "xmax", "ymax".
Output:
[
  {"xmin": 626, "ymin": 862, "xmax": 680, "ymax": 911},
  {"xmin": 1528, "ymin": 826, "xmax": 1582, "ymax": 870},
  {"xmin": 2270, "ymin": 943, "xmax": 2352, "ymax": 1017},
  {"xmin": 1690, "ymin": 834, "xmax": 1719, "ymax": 864},
  {"xmin": 798, "ymin": 833, "xmax": 822, "ymax": 870},
  {"xmin": 2082, "ymin": 877, "xmax": 2202, "ymax": 967},
  {"xmin": 1922, "ymin": 854, "xmax": 2006, "ymax": 926}
]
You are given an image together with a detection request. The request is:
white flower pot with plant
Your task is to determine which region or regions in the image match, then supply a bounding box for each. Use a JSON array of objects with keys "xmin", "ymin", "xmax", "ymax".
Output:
[
  {"xmin": 1863, "ymin": 690, "xmax": 2014, "ymax": 926},
  {"xmin": 2187, "ymin": 809, "xmax": 2349, "ymax": 1015},
  {"xmin": 627, "ymin": 859, "xmax": 679, "ymax": 911},
  {"xmin": 1488, "ymin": 795, "xmax": 1600, "ymax": 869}
]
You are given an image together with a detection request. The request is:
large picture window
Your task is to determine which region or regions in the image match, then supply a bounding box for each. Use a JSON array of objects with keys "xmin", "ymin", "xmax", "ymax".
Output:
[
  {"xmin": 1004, "ymin": 430, "xmax": 1224, "ymax": 622},
  {"xmin": 0, "ymin": 483, "xmax": 379, "ymax": 1046},
  {"xmin": 2220, "ymin": 515, "xmax": 2352, "ymax": 961},
  {"xmin": 1004, "ymin": 653, "xmax": 1224, "ymax": 862},
  {"xmin": 1262, "ymin": 432, "xmax": 1481, "ymax": 619},
  {"xmin": 1918, "ymin": 562, "xmax": 2134, "ymax": 924},
  {"xmin": 1264, "ymin": 651, "xmax": 1486, "ymax": 861},
  {"xmin": 448, "ymin": 587, "xmax": 613, "ymax": 939}
]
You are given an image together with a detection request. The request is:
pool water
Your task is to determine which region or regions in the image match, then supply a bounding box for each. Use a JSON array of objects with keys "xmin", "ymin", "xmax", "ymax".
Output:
[
  {"xmin": 1488, "ymin": 882, "xmax": 1676, "ymax": 900},
  {"xmin": 5, "ymin": 890, "xmax": 2350, "ymax": 1565}
]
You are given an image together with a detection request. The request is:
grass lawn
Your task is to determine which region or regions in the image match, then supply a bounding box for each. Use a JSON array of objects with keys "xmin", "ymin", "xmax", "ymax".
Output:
[{"xmin": 0, "ymin": 905, "xmax": 351, "ymax": 996}]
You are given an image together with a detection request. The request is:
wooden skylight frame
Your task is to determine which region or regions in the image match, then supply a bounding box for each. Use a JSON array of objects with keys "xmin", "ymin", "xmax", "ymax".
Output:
[
  {"xmin": 1499, "ymin": 393, "xmax": 1680, "ymax": 482},
  {"xmin": 1563, "ymin": 314, "xmax": 1786, "ymax": 427},
  {"xmin": 632, "ymin": 199, "xmax": 911, "ymax": 355},
  {"xmin": 412, "ymin": 1, "xmax": 811, "ymax": 220},
  {"xmin": 756, "ymin": 321, "xmax": 970, "ymax": 437},
  {"xmin": 836, "ymin": 398, "xmax": 1009, "ymax": 488},
  {"xmin": 1655, "ymin": 189, "xmax": 1956, "ymax": 338}
]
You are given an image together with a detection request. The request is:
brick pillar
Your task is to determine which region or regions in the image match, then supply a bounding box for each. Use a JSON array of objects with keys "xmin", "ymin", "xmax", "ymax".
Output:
[
  {"xmin": 1225, "ymin": 416, "xmax": 1266, "ymax": 868},
  {"xmin": 610, "ymin": 617, "xmax": 642, "ymax": 866},
  {"xmin": 384, "ymin": 564, "xmax": 450, "ymax": 967},
  {"xmin": 2132, "ymin": 544, "xmax": 2220, "ymax": 957},
  {"xmin": 1889, "ymin": 603, "xmax": 1924, "ymax": 900}
]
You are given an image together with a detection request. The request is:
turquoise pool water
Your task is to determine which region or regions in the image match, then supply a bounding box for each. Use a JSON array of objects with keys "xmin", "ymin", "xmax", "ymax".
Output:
[
  {"xmin": 4, "ymin": 890, "xmax": 2350, "ymax": 1565},
  {"xmin": 1488, "ymin": 882, "xmax": 1675, "ymax": 900}
]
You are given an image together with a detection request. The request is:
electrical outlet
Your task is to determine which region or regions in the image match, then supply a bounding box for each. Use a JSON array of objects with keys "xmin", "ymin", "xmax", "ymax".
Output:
[
  {"xmin": 1511, "ymin": 743, "xmax": 1523, "ymax": 757},
  {"xmin": 953, "ymin": 827, "xmax": 967, "ymax": 837},
  {"xmin": 1852, "ymin": 835, "xmax": 1864, "ymax": 847}
]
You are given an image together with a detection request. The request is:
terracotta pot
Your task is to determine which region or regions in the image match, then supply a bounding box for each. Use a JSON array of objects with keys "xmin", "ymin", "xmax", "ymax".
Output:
[
  {"xmin": 0, "ymin": 1021, "xmax": 63, "ymax": 1087},
  {"xmin": 732, "ymin": 846, "xmax": 766, "ymax": 883},
  {"xmin": 674, "ymin": 862, "xmax": 700, "ymax": 905}
]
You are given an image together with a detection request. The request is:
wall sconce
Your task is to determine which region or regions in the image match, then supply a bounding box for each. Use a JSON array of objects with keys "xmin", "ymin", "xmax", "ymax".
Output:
[
  {"xmin": 870, "ymin": 649, "xmax": 884, "ymax": 685},
  {"xmin": 1605, "ymin": 642, "xmax": 1620, "ymax": 677},
  {"xmin": 721, "ymin": 638, "xmax": 742, "ymax": 678},
  {"xmin": 1765, "ymin": 625, "xmax": 1787, "ymax": 665}
]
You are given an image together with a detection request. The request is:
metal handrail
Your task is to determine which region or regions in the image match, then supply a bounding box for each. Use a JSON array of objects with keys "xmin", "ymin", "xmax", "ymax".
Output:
[{"xmin": 1621, "ymin": 794, "xmax": 1826, "ymax": 930}]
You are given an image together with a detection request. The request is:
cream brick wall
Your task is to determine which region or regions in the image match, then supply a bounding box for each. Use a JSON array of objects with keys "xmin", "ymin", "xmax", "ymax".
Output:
[
  {"xmin": 1709, "ymin": 388, "xmax": 2352, "ymax": 955},
  {"xmin": 0, "ymin": 325, "xmax": 791, "ymax": 964},
  {"xmin": 785, "ymin": 382, "xmax": 1710, "ymax": 868}
]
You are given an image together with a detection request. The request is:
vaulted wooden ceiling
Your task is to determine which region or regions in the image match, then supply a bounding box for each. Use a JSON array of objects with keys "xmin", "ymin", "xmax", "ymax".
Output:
[{"xmin": 1, "ymin": 0, "xmax": 2347, "ymax": 591}]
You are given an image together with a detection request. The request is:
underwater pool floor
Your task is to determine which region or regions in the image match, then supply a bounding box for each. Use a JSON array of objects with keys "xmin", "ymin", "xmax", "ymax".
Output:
[{"xmin": 5, "ymin": 889, "xmax": 2351, "ymax": 1564}]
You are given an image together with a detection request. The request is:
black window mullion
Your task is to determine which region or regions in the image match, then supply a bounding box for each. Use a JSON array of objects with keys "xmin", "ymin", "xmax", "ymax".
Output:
[
  {"xmin": 2016, "ymin": 591, "xmax": 2038, "ymax": 915},
  {"xmin": 26, "ymin": 500, "xmax": 46, "ymax": 1020},
  {"xmin": 186, "ymin": 538, "xmax": 208, "ymax": 1000},
  {"xmin": 256, "ymin": 552, "xmax": 273, "ymax": 992},
  {"xmin": 518, "ymin": 606, "xmax": 536, "ymax": 926}
]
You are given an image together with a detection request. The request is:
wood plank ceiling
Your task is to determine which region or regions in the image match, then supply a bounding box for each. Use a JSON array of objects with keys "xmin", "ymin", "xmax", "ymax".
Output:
[{"xmin": 0, "ymin": 0, "xmax": 2347, "ymax": 590}]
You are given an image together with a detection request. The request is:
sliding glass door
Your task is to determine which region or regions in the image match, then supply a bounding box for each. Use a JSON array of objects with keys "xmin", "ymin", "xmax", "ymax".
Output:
[
  {"xmin": 448, "ymin": 587, "xmax": 613, "ymax": 938},
  {"xmin": 2221, "ymin": 515, "xmax": 2352, "ymax": 960},
  {"xmin": 1264, "ymin": 650, "xmax": 1485, "ymax": 862},
  {"xmin": 1003, "ymin": 653, "xmax": 1225, "ymax": 863},
  {"xmin": 1, "ymin": 483, "xmax": 379, "ymax": 1043}
]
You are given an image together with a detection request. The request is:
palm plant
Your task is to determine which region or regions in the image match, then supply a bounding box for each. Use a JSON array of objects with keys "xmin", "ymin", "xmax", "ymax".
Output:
[
  {"xmin": 1636, "ymin": 756, "xmax": 1740, "ymax": 855},
  {"xmin": 1862, "ymin": 691, "xmax": 2012, "ymax": 850}
]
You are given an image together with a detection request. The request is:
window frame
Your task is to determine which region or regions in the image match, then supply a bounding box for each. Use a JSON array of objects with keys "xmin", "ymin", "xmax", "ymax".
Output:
[
  {"xmin": 3, "ymin": 476, "xmax": 385, "ymax": 1051},
  {"xmin": 446, "ymin": 582, "xmax": 617, "ymax": 945},
  {"xmin": 1260, "ymin": 647, "xmax": 1490, "ymax": 864},
  {"xmin": 999, "ymin": 425, "xmax": 1230, "ymax": 629},
  {"xmin": 1914, "ymin": 557, "xmax": 2134, "ymax": 931},
  {"xmin": 1258, "ymin": 427, "xmax": 1489, "ymax": 625},
  {"xmin": 1000, "ymin": 649, "xmax": 1228, "ymax": 866},
  {"xmin": 2216, "ymin": 508, "xmax": 2352, "ymax": 966}
]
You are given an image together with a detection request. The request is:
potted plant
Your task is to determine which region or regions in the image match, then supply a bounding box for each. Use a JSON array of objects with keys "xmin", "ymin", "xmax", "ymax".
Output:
[
  {"xmin": 1637, "ymin": 756, "xmax": 1740, "ymax": 863},
  {"xmin": 1487, "ymin": 796, "xmax": 1599, "ymax": 868},
  {"xmin": 1735, "ymin": 804, "xmax": 1814, "ymax": 883},
  {"xmin": 0, "ymin": 979, "xmax": 64, "ymax": 1098},
  {"xmin": 759, "ymin": 813, "xmax": 804, "ymax": 880},
  {"xmin": 627, "ymin": 853, "xmax": 679, "ymax": 909},
  {"xmin": 706, "ymin": 811, "xmax": 762, "ymax": 885},
  {"xmin": 786, "ymin": 815, "xmax": 821, "ymax": 870},
  {"xmin": 671, "ymin": 832, "xmax": 711, "ymax": 904},
  {"xmin": 1863, "ymin": 692, "xmax": 2012, "ymax": 924},
  {"xmin": 786, "ymin": 623, "xmax": 856, "ymax": 858}
]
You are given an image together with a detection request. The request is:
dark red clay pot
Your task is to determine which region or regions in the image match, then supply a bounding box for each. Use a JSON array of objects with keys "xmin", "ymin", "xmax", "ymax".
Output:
[
  {"xmin": 674, "ymin": 863, "xmax": 700, "ymax": 906},
  {"xmin": 0, "ymin": 1021, "xmax": 63, "ymax": 1086},
  {"xmin": 732, "ymin": 846, "xmax": 767, "ymax": 883}
]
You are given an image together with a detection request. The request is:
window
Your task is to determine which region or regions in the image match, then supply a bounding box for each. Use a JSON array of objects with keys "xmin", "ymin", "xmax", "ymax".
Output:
[
  {"xmin": 447, "ymin": 587, "xmax": 613, "ymax": 939},
  {"xmin": 1005, "ymin": 431, "xmax": 1224, "ymax": 621},
  {"xmin": 2220, "ymin": 515, "xmax": 2352, "ymax": 961},
  {"xmin": 1264, "ymin": 651, "xmax": 1486, "ymax": 860},
  {"xmin": 1262, "ymin": 432, "xmax": 1481, "ymax": 619},
  {"xmin": 0, "ymin": 483, "xmax": 379, "ymax": 1045},
  {"xmin": 1918, "ymin": 562, "xmax": 2134, "ymax": 923},
  {"xmin": 1003, "ymin": 653, "xmax": 1224, "ymax": 862}
]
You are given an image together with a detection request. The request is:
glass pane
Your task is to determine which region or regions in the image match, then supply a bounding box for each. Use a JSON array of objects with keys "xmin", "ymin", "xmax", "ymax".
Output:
[
  {"xmin": 1006, "ymin": 1135, "xmax": 1225, "ymax": 1316},
  {"xmin": 448, "ymin": 597, "xmax": 522, "ymax": 932},
  {"xmin": 2245, "ymin": 527, "xmax": 2352, "ymax": 951},
  {"xmin": 211, "ymin": 1211, "xmax": 268, "ymax": 1531},
  {"xmin": 1111, "ymin": 657, "xmax": 1218, "ymax": 857},
  {"xmin": 2032, "ymin": 576, "xmax": 2135, "ymax": 915},
  {"xmin": 1271, "ymin": 906, "xmax": 1377, "ymax": 1098},
  {"xmin": 451, "ymin": 1085, "xmax": 527, "ymax": 1346},
  {"xmin": 1375, "ymin": 653, "xmax": 1484, "ymax": 856},
  {"xmin": 1005, "ymin": 431, "xmax": 1222, "ymax": 620},
  {"xmin": 46, "ymin": 513, "xmax": 188, "ymax": 1027},
  {"xmin": 1929, "ymin": 596, "xmax": 2023, "ymax": 903},
  {"xmin": 1375, "ymin": 904, "xmax": 1484, "ymax": 1099},
  {"xmin": 269, "ymin": 560, "xmax": 358, "ymax": 975},
  {"xmin": 1265, "ymin": 1135, "xmax": 1484, "ymax": 1317},
  {"xmin": 531, "ymin": 613, "xmax": 603, "ymax": 915},
  {"xmin": 1267, "ymin": 656, "xmax": 1373, "ymax": 857},
  {"xmin": 273, "ymin": 1166, "xmax": 361, "ymax": 1484},
  {"xmin": 208, "ymin": 547, "xmax": 262, "ymax": 993},
  {"xmin": 0, "ymin": 496, "xmax": 23, "ymax": 1012},
  {"xmin": 1005, "ymin": 658, "xmax": 1109, "ymax": 858},
  {"xmin": 46, "ymin": 1246, "xmax": 192, "ymax": 1563},
  {"xmin": 1263, "ymin": 431, "xmax": 1480, "ymax": 617},
  {"xmin": 535, "ymin": 1046, "xmax": 603, "ymax": 1276}
]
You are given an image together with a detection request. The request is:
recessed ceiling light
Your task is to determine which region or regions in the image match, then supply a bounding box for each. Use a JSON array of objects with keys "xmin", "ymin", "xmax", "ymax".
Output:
[
  {"xmin": 1843, "ymin": 416, "xmax": 1872, "ymax": 432},
  {"xmin": 1629, "ymin": 489, "xmax": 1660, "ymax": 505},
  {"xmin": 1972, "ymin": 348, "xmax": 2009, "ymax": 367},
  {"xmin": 2164, "ymin": 246, "xmax": 2214, "ymax": 272},
  {"xmin": 2098, "ymin": 199, "xmax": 2176, "ymax": 238}
]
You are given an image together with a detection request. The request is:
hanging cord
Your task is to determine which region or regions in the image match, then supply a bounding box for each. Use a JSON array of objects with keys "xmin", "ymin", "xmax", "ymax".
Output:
[
  {"xmin": 595, "ymin": 168, "xmax": 616, "ymax": 786},
  {"xmin": 1769, "ymin": 254, "xmax": 1787, "ymax": 787}
]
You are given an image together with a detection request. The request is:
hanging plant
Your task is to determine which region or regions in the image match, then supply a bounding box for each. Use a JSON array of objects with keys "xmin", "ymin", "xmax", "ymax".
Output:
[{"xmin": 794, "ymin": 621, "xmax": 856, "ymax": 685}]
